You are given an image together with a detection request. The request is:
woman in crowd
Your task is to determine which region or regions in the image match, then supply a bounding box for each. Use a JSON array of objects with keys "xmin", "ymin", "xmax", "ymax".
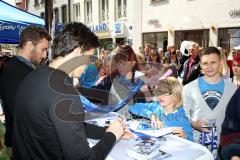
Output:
[
  {"xmin": 147, "ymin": 50, "xmax": 162, "ymax": 69},
  {"xmin": 232, "ymin": 55, "xmax": 240, "ymax": 87},
  {"xmin": 170, "ymin": 51, "xmax": 179, "ymax": 69},
  {"xmin": 94, "ymin": 53, "xmax": 117, "ymax": 91},
  {"xmin": 218, "ymin": 47, "xmax": 231, "ymax": 79},
  {"xmin": 108, "ymin": 45, "xmax": 146, "ymax": 115},
  {"xmin": 157, "ymin": 47, "xmax": 164, "ymax": 60},
  {"xmin": 161, "ymin": 56, "xmax": 178, "ymax": 78},
  {"xmin": 99, "ymin": 48, "xmax": 106, "ymax": 61},
  {"xmin": 145, "ymin": 50, "xmax": 164, "ymax": 79}
]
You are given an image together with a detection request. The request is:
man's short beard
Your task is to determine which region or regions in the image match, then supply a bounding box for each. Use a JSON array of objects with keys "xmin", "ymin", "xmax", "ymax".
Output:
[{"xmin": 30, "ymin": 47, "xmax": 36, "ymax": 55}]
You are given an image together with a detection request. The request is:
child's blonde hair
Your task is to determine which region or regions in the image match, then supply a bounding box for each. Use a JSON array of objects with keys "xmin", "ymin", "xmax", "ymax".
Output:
[{"xmin": 154, "ymin": 77, "xmax": 183, "ymax": 109}]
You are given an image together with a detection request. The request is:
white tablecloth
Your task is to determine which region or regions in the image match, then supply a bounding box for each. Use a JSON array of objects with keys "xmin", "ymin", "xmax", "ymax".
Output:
[{"xmin": 88, "ymin": 135, "xmax": 214, "ymax": 160}]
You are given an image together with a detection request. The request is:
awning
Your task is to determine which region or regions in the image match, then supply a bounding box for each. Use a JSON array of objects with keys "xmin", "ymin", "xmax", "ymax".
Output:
[{"xmin": 0, "ymin": 0, "xmax": 62, "ymax": 44}]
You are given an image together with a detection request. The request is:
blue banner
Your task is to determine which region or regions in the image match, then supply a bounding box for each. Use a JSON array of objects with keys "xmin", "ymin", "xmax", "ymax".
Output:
[{"xmin": 0, "ymin": 0, "xmax": 62, "ymax": 44}]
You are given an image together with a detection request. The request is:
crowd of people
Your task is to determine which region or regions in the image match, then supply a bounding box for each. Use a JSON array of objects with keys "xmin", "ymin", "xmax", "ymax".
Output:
[{"xmin": 0, "ymin": 22, "xmax": 239, "ymax": 160}]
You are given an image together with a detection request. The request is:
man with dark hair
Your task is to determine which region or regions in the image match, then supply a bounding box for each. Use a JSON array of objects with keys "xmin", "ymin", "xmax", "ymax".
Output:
[
  {"xmin": 183, "ymin": 46, "xmax": 237, "ymax": 158},
  {"xmin": 0, "ymin": 26, "xmax": 51, "ymax": 153},
  {"xmin": 51, "ymin": 22, "xmax": 100, "ymax": 59},
  {"xmin": 13, "ymin": 22, "xmax": 125, "ymax": 160}
]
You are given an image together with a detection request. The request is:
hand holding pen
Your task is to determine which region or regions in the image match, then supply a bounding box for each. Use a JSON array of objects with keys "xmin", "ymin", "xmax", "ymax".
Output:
[{"xmin": 119, "ymin": 114, "xmax": 134, "ymax": 139}]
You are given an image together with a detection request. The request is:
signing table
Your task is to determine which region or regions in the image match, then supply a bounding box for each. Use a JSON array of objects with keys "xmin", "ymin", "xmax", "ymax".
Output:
[
  {"xmin": 87, "ymin": 113, "xmax": 214, "ymax": 160},
  {"xmin": 89, "ymin": 134, "xmax": 213, "ymax": 160}
]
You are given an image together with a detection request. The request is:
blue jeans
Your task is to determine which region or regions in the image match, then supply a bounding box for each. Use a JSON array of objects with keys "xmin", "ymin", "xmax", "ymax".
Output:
[{"xmin": 221, "ymin": 143, "xmax": 240, "ymax": 160}]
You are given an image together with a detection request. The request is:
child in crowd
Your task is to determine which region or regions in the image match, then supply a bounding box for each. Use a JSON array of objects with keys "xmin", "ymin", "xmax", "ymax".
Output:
[{"xmin": 129, "ymin": 77, "xmax": 193, "ymax": 141}]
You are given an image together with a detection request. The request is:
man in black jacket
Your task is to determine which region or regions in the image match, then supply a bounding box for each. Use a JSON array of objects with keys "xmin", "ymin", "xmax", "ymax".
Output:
[
  {"xmin": 182, "ymin": 42, "xmax": 202, "ymax": 85},
  {"xmin": 0, "ymin": 26, "xmax": 51, "ymax": 154},
  {"xmin": 13, "ymin": 22, "xmax": 125, "ymax": 160}
]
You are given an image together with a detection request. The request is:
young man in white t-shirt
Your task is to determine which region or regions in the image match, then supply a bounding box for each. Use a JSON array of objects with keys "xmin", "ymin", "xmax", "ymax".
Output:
[{"xmin": 183, "ymin": 47, "xmax": 237, "ymax": 157}]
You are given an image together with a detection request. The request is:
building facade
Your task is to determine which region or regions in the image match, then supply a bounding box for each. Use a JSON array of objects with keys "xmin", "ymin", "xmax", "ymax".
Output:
[
  {"xmin": 27, "ymin": 0, "xmax": 135, "ymax": 50},
  {"xmin": 26, "ymin": 0, "xmax": 240, "ymax": 52},
  {"xmin": 71, "ymin": 0, "xmax": 134, "ymax": 50},
  {"xmin": 27, "ymin": 0, "xmax": 69, "ymax": 24},
  {"xmin": 132, "ymin": 0, "xmax": 240, "ymax": 52}
]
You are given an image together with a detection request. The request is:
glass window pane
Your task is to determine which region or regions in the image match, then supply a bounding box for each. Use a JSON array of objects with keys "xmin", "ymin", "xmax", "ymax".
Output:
[
  {"xmin": 118, "ymin": 0, "xmax": 121, "ymax": 6},
  {"xmin": 143, "ymin": 32, "xmax": 168, "ymax": 51}
]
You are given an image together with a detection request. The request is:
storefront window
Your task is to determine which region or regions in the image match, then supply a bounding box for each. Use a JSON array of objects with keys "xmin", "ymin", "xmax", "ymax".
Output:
[
  {"xmin": 143, "ymin": 32, "xmax": 168, "ymax": 51},
  {"xmin": 100, "ymin": 38, "xmax": 113, "ymax": 50},
  {"xmin": 219, "ymin": 28, "xmax": 240, "ymax": 52},
  {"xmin": 175, "ymin": 30, "xmax": 209, "ymax": 49}
]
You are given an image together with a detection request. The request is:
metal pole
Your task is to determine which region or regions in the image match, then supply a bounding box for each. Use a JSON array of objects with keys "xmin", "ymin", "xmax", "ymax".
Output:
[
  {"xmin": 68, "ymin": 0, "xmax": 71, "ymax": 22},
  {"xmin": 44, "ymin": 0, "xmax": 53, "ymax": 63}
]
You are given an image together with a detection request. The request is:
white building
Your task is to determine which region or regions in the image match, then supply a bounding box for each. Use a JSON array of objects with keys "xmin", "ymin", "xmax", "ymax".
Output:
[
  {"xmin": 27, "ymin": 0, "xmax": 240, "ymax": 52},
  {"xmin": 133, "ymin": 0, "xmax": 240, "ymax": 52},
  {"xmin": 27, "ymin": 0, "xmax": 69, "ymax": 24},
  {"xmin": 71, "ymin": 0, "xmax": 134, "ymax": 50},
  {"xmin": 27, "ymin": 0, "xmax": 134, "ymax": 50}
]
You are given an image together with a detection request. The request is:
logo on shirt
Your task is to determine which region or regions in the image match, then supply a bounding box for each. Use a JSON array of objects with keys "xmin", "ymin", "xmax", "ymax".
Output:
[{"xmin": 202, "ymin": 90, "xmax": 222, "ymax": 110}]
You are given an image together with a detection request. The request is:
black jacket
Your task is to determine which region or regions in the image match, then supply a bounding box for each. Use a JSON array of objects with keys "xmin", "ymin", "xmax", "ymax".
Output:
[
  {"xmin": 182, "ymin": 56, "xmax": 202, "ymax": 85},
  {"xmin": 0, "ymin": 56, "xmax": 33, "ymax": 147},
  {"xmin": 220, "ymin": 88, "xmax": 240, "ymax": 148},
  {"xmin": 13, "ymin": 66, "xmax": 116, "ymax": 160}
]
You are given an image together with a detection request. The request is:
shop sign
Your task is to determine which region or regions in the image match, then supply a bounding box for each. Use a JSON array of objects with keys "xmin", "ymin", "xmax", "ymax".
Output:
[
  {"xmin": 229, "ymin": 9, "xmax": 240, "ymax": 18},
  {"xmin": 95, "ymin": 32, "xmax": 110, "ymax": 37},
  {"xmin": 89, "ymin": 23, "xmax": 108, "ymax": 33},
  {"xmin": 115, "ymin": 23, "xmax": 124, "ymax": 34}
]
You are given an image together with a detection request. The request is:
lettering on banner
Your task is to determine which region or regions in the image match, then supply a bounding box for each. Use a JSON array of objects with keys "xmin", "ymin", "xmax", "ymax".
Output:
[
  {"xmin": 89, "ymin": 23, "xmax": 108, "ymax": 33},
  {"xmin": 0, "ymin": 22, "xmax": 16, "ymax": 31},
  {"xmin": 0, "ymin": 22, "xmax": 25, "ymax": 35}
]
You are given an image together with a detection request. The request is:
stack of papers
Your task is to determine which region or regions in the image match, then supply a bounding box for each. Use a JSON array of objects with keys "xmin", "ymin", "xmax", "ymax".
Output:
[
  {"xmin": 85, "ymin": 112, "xmax": 120, "ymax": 127},
  {"xmin": 127, "ymin": 120, "xmax": 173, "ymax": 137}
]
